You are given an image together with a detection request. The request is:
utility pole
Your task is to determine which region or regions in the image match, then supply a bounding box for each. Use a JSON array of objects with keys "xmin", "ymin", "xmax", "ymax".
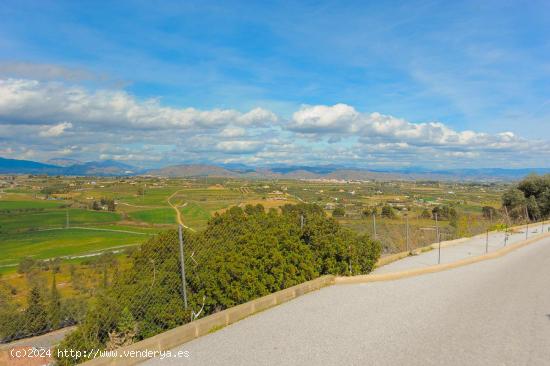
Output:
[
  {"xmin": 178, "ymin": 225, "xmax": 188, "ymax": 309},
  {"xmin": 373, "ymin": 213, "xmax": 377, "ymax": 240},
  {"xmin": 485, "ymin": 229, "xmax": 489, "ymax": 254}
]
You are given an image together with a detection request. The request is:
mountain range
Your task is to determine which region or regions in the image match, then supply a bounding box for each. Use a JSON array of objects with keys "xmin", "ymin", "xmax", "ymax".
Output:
[{"xmin": 1, "ymin": 157, "xmax": 549, "ymax": 181}]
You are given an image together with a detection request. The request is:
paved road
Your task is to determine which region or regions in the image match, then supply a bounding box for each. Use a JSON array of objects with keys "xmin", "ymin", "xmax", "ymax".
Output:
[
  {"xmin": 374, "ymin": 224, "xmax": 547, "ymax": 274},
  {"xmin": 146, "ymin": 235, "xmax": 550, "ymax": 366}
]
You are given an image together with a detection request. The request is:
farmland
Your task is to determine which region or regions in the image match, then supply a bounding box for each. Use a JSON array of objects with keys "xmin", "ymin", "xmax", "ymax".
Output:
[{"xmin": 0, "ymin": 174, "xmax": 508, "ymax": 275}]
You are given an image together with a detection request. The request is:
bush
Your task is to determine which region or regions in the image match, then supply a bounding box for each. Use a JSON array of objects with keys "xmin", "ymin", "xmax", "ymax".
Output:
[{"xmin": 380, "ymin": 205, "xmax": 396, "ymax": 219}]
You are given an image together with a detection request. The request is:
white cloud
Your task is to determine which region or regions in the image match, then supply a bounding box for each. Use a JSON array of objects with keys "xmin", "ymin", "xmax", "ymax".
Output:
[
  {"xmin": 0, "ymin": 79, "xmax": 274, "ymax": 131},
  {"xmin": 289, "ymin": 103, "xmax": 527, "ymax": 149},
  {"xmin": 215, "ymin": 140, "xmax": 263, "ymax": 154},
  {"xmin": 220, "ymin": 126, "xmax": 246, "ymax": 138},
  {"xmin": 289, "ymin": 103, "xmax": 360, "ymax": 133},
  {"xmin": 39, "ymin": 122, "xmax": 73, "ymax": 137},
  {"xmin": 1, "ymin": 78, "xmax": 548, "ymax": 168}
]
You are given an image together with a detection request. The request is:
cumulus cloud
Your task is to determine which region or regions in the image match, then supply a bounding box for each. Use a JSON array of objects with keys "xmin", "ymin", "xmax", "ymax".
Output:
[
  {"xmin": 0, "ymin": 78, "xmax": 548, "ymax": 168},
  {"xmin": 289, "ymin": 103, "xmax": 360, "ymax": 133},
  {"xmin": 215, "ymin": 140, "xmax": 264, "ymax": 154},
  {"xmin": 0, "ymin": 79, "xmax": 276, "ymax": 130},
  {"xmin": 220, "ymin": 126, "xmax": 246, "ymax": 138},
  {"xmin": 289, "ymin": 103, "xmax": 526, "ymax": 150},
  {"xmin": 39, "ymin": 122, "xmax": 73, "ymax": 137}
]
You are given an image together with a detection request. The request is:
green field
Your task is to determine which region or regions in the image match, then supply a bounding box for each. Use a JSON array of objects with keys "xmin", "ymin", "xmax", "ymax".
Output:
[
  {"xmin": 0, "ymin": 200, "xmax": 65, "ymax": 210},
  {"xmin": 0, "ymin": 208, "xmax": 121, "ymax": 233},
  {"xmin": 180, "ymin": 202, "xmax": 211, "ymax": 228},
  {"xmin": 127, "ymin": 208, "xmax": 176, "ymax": 224},
  {"xmin": 0, "ymin": 228, "xmax": 151, "ymax": 273}
]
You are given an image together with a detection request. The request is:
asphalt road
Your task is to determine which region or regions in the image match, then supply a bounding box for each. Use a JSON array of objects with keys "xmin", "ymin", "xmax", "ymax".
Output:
[
  {"xmin": 145, "ymin": 235, "xmax": 550, "ymax": 366},
  {"xmin": 374, "ymin": 225, "xmax": 547, "ymax": 274}
]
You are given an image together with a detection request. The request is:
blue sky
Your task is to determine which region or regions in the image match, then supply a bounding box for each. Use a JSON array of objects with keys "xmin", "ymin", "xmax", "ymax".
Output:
[{"xmin": 0, "ymin": 0, "xmax": 548, "ymax": 168}]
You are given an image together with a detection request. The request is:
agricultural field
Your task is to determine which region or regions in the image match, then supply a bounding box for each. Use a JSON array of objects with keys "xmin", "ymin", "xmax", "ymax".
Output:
[{"xmin": 0, "ymin": 174, "xmax": 509, "ymax": 290}]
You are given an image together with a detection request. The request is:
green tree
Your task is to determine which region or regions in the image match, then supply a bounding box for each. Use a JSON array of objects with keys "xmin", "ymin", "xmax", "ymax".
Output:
[
  {"xmin": 481, "ymin": 206, "xmax": 497, "ymax": 220},
  {"xmin": 332, "ymin": 207, "xmax": 345, "ymax": 217},
  {"xmin": 24, "ymin": 286, "xmax": 49, "ymax": 335},
  {"xmin": 48, "ymin": 274, "xmax": 62, "ymax": 329},
  {"xmin": 380, "ymin": 205, "xmax": 396, "ymax": 219},
  {"xmin": 420, "ymin": 208, "xmax": 431, "ymax": 219},
  {"xmin": 526, "ymin": 195, "xmax": 540, "ymax": 221}
]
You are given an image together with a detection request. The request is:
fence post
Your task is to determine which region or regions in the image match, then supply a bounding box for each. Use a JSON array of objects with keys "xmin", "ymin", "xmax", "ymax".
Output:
[
  {"xmin": 504, "ymin": 227, "xmax": 508, "ymax": 247},
  {"xmin": 485, "ymin": 229, "xmax": 489, "ymax": 254},
  {"xmin": 178, "ymin": 225, "xmax": 188, "ymax": 310},
  {"xmin": 435, "ymin": 213, "xmax": 441, "ymax": 264},
  {"xmin": 406, "ymin": 214, "xmax": 410, "ymax": 253},
  {"xmin": 373, "ymin": 213, "xmax": 377, "ymax": 240}
]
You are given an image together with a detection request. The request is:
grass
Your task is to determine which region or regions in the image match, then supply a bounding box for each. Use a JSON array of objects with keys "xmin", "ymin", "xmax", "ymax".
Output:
[
  {"xmin": 0, "ymin": 228, "xmax": 149, "ymax": 272},
  {"xmin": 180, "ymin": 202, "xmax": 211, "ymax": 228},
  {"xmin": 0, "ymin": 209, "xmax": 121, "ymax": 234},
  {"xmin": 128, "ymin": 208, "xmax": 177, "ymax": 225},
  {"xmin": 0, "ymin": 200, "xmax": 65, "ymax": 210}
]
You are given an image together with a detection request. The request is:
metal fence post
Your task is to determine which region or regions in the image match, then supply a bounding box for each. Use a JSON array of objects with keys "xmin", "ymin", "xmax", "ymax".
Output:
[
  {"xmin": 435, "ymin": 213, "xmax": 441, "ymax": 264},
  {"xmin": 504, "ymin": 227, "xmax": 508, "ymax": 247},
  {"xmin": 406, "ymin": 214, "xmax": 410, "ymax": 252},
  {"xmin": 178, "ymin": 225, "xmax": 188, "ymax": 310},
  {"xmin": 373, "ymin": 213, "xmax": 377, "ymax": 240}
]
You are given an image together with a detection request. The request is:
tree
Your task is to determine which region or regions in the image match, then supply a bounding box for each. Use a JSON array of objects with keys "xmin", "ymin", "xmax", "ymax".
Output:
[
  {"xmin": 502, "ymin": 188, "xmax": 527, "ymax": 220},
  {"xmin": 24, "ymin": 286, "xmax": 49, "ymax": 335},
  {"xmin": 0, "ymin": 283, "xmax": 23, "ymax": 342},
  {"xmin": 48, "ymin": 274, "xmax": 62, "ymax": 329},
  {"xmin": 332, "ymin": 207, "xmax": 345, "ymax": 217},
  {"xmin": 431, "ymin": 205, "xmax": 457, "ymax": 221},
  {"xmin": 107, "ymin": 199, "xmax": 116, "ymax": 212},
  {"xmin": 482, "ymin": 206, "xmax": 497, "ymax": 220},
  {"xmin": 17, "ymin": 257, "xmax": 37, "ymax": 274},
  {"xmin": 380, "ymin": 205, "xmax": 396, "ymax": 219},
  {"xmin": 420, "ymin": 208, "xmax": 431, "ymax": 219},
  {"xmin": 526, "ymin": 195, "xmax": 540, "ymax": 221}
]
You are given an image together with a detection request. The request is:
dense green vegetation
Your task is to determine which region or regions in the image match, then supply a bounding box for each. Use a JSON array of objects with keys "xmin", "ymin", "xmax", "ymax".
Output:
[
  {"xmin": 502, "ymin": 174, "xmax": 550, "ymax": 221},
  {"xmin": 55, "ymin": 204, "xmax": 380, "ymax": 364}
]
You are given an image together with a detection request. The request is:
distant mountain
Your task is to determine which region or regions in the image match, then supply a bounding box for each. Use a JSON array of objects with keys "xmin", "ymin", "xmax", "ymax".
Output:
[
  {"xmin": 64, "ymin": 160, "xmax": 138, "ymax": 176},
  {"xmin": 2, "ymin": 156, "xmax": 550, "ymax": 181},
  {"xmin": 0, "ymin": 157, "xmax": 64, "ymax": 174},
  {"xmin": 47, "ymin": 158, "xmax": 82, "ymax": 167},
  {"xmin": 0, "ymin": 157, "xmax": 137, "ymax": 176}
]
